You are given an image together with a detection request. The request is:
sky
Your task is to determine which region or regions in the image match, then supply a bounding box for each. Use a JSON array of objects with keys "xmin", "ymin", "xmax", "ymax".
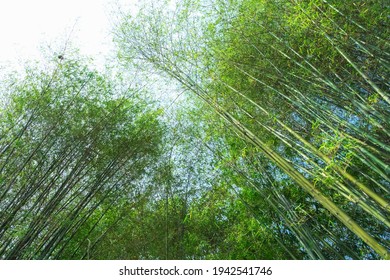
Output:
[
  {"xmin": 0, "ymin": 0, "xmax": 137, "ymax": 69},
  {"xmin": 0, "ymin": 0, "xmax": 183, "ymax": 108}
]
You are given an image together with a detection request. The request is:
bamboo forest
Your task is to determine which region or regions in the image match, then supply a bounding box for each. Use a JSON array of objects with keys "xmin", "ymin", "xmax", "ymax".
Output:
[{"xmin": 0, "ymin": 0, "xmax": 389, "ymax": 260}]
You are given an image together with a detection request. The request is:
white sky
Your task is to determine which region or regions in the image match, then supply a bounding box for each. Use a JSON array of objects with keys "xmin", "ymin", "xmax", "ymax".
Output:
[{"xmin": 0, "ymin": 0, "xmax": 138, "ymax": 69}]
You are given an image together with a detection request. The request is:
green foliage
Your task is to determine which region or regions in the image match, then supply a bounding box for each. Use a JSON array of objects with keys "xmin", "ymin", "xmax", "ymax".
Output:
[
  {"xmin": 113, "ymin": 0, "xmax": 389, "ymax": 259},
  {"xmin": 1, "ymin": 0, "xmax": 388, "ymax": 260},
  {"xmin": 0, "ymin": 55, "xmax": 164, "ymax": 259}
]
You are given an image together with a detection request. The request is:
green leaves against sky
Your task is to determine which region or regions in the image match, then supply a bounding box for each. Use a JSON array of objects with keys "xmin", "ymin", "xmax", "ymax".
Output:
[{"xmin": 0, "ymin": 0, "xmax": 389, "ymax": 260}]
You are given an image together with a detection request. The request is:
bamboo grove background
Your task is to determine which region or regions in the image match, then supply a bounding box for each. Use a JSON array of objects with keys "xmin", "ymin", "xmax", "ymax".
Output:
[{"xmin": 0, "ymin": 0, "xmax": 389, "ymax": 259}]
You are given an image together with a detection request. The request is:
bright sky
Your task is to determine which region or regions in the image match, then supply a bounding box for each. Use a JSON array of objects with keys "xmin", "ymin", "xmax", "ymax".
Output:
[{"xmin": 0, "ymin": 0, "xmax": 137, "ymax": 69}]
